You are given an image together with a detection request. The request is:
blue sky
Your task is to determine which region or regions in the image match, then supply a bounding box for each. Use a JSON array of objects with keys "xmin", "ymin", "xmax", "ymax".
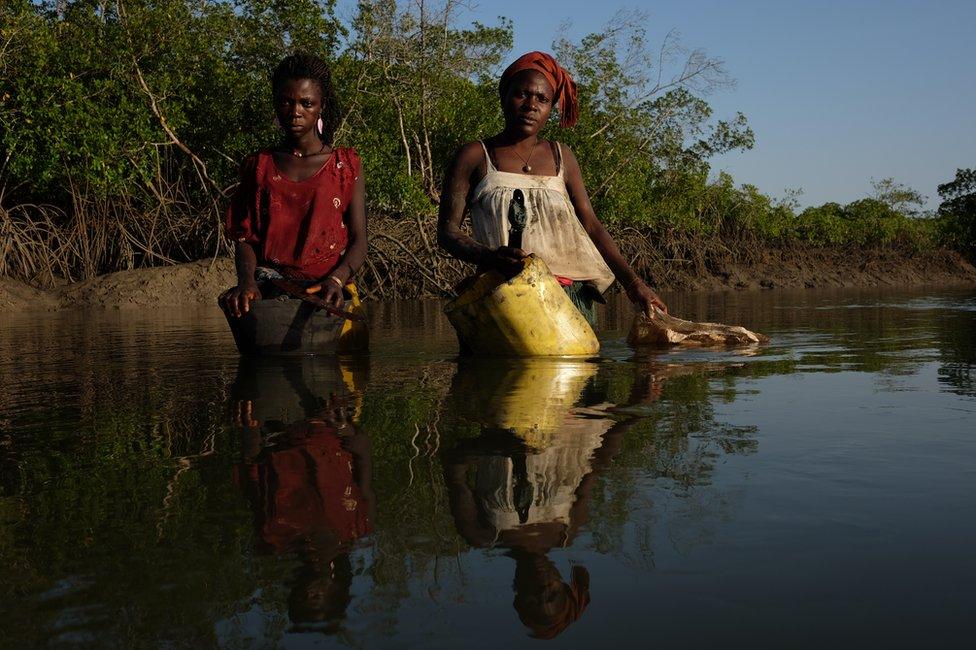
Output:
[{"xmin": 336, "ymin": 0, "xmax": 975, "ymax": 210}]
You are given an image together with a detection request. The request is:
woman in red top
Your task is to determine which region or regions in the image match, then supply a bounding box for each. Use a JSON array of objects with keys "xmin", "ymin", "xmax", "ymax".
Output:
[{"xmin": 222, "ymin": 53, "xmax": 367, "ymax": 317}]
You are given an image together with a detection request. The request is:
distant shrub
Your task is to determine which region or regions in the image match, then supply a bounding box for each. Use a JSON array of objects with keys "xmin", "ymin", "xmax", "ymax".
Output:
[{"xmin": 936, "ymin": 169, "xmax": 976, "ymax": 257}]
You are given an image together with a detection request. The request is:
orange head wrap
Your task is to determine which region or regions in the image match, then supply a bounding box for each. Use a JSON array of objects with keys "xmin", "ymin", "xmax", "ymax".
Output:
[
  {"xmin": 499, "ymin": 51, "xmax": 580, "ymax": 128},
  {"xmin": 515, "ymin": 565, "xmax": 591, "ymax": 640}
]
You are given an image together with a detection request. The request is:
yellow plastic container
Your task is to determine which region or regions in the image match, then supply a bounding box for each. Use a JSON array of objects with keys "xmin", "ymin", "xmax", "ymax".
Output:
[
  {"xmin": 444, "ymin": 255, "xmax": 600, "ymax": 357},
  {"xmin": 336, "ymin": 283, "xmax": 370, "ymax": 354}
]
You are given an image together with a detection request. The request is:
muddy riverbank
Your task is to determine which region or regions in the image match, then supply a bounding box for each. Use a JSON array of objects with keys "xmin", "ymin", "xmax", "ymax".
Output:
[{"xmin": 2, "ymin": 247, "xmax": 975, "ymax": 313}]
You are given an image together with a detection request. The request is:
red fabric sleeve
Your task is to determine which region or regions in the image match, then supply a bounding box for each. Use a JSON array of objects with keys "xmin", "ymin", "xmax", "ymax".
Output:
[{"xmin": 225, "ymin": 154, "xmax": 260, "ymax": 244}]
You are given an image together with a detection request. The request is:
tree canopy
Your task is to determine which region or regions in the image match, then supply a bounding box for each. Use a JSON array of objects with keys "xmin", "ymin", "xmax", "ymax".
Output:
[{"xmin": 0, "ymin": 1, "xmax": 969, "ymax": 284}]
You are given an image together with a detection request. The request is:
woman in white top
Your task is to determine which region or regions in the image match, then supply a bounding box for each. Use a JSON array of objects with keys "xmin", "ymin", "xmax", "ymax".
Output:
[{"xmin": 437, "ymin": 51, "xmax": 667, "ymax": 322}]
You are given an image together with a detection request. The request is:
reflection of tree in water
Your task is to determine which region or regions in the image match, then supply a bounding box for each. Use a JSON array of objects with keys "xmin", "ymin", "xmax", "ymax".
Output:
[
  {"xmin": 7, "ymin": 294, "xmax": 976, "ymax": 645},
  {"xmin": 597, "ymin": 358, "xmax": 759, "ymax": 481},
  {"xmin": 0, "ymin": 321, "xmax": 766, "ymax": 646},
  {"xmin": 440, "ymin": 357, "xmax": 758, "ymax": 638},
  {"xmin": 573, "ymin": 359, "xmax": 759, "ymax": 564},
  {"xmin": 0, "ymin": 333, "xmax": 255, "ymax": 647},
  {"xmin": 936, "ymin": 310, "xmax": 976, "ymax": 397},
  {"xmin": 230, "ymin": 357, "xmax": 374, "ymax": 636}
]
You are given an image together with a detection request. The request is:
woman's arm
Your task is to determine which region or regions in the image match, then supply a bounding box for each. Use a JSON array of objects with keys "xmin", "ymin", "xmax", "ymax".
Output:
[
  {"xmin": 220, "ymin": 241, "xmax": 262, "ymax": 317},
  {"xmin": 344, "ymin": 425, "xmax": 376, "ymax": 526},
  {"xmin": 437, "ymin": 142, "xmax": 525, "ymax": 276},
  {"xmin": 306, "ymin": 171, "xmax": 367, "ymax": 308},
  {"xmin": 221, "ymin": 155, "xmax": 263, "ymax": 317},
  {"xmin": 561, "ymin": 145, "xmax": 667, "ymax": 314}
]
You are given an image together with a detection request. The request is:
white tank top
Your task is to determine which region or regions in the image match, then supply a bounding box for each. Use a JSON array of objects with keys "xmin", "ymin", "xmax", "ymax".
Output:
[
  {"xmin": 471, "ymin": 414, "xmax": 612, "ymax": 535},
  {"xmin": 468, "ymin": 141, "xmax": 616, "ymax": 293}
]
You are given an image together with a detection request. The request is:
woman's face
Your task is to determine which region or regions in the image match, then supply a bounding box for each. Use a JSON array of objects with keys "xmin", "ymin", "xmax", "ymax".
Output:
[
  {"xmin": 274, "ymin": 78, "xmax": 322, "ymax": 140},
  {"xmin": 501, "ymin": 70, "xmax": 555, "ymax": 137}
]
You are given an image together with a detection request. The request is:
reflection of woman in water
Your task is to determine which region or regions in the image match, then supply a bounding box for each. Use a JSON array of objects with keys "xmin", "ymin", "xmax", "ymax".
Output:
[
  {"xmin": 231, "ymin": 359, "xmax": 373, "ymax": 633},
  {"xmin": 442, "ymin": 360, "xmax": 629, "ymax": 639}
]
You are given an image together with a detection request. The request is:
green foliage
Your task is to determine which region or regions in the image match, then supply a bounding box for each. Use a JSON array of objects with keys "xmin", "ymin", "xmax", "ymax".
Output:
[
  {"xmin": 336, "ymin": 0, "xmax": 511, "ymax": 214},
  {"xmin": 871, "ymin": 177, "xmax": 927, "ymax": 217},
  {"xmin": 936, "ymin": 168, "xmax": 976, "ymax": 256},
  {"xmin": 0, "ymin": 0, "xmax": 346, "ymax": 279},
  {"xmin": 0, "ymin": 1, "xmax": 959, "ymax": 285},
  {"xmin": 552, "ymin": 14, "xmax": 755, "ymax": 228},
  {"xmin": 1, "ymin": 1, "xmax": 343, "ymax": 199},
  {"xmin": 796, "ymin": 198, "xmax": 937, "ymax": 248}
]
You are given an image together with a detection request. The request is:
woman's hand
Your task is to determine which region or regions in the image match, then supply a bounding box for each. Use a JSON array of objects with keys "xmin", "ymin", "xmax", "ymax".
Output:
[
  {"xmin": 306, "ymin": 277, "xmax": 345, "ymax": 309},
  {"xmin": 627, "ymin": 278, "xmax": 668, "ymax": 315},
  {"xmin": 487, "ymin": 245, "xmax": 527, "ymax": 276},
  {"xmin": 220, "ymin": 281, "xmax": 262, "ymax": 318}
]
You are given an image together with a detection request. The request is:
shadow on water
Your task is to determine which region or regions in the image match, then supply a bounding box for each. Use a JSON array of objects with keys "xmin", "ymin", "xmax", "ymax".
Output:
[{"xmin": 0, "ymin": 286, "xmax": 974, "ymax": 645}]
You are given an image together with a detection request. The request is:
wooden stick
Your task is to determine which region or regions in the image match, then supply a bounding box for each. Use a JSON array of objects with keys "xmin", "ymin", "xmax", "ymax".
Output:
[{"xmin": 270, "ymin": 278, "xmax": 366, "ymax": 322}]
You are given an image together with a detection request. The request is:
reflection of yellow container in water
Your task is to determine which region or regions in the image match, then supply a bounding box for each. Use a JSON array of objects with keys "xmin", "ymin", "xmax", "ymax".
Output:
[
  {"xmin": 444, "ymin": 256, "xmax": 600, "ymax": 357},
  {"xmin": 453, "ymin": 358, "xmax": 598, "ymax": 450}
]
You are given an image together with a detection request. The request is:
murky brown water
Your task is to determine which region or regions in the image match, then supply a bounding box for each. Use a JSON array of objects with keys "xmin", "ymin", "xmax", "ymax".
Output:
[{"xmin": 1, "ymin": 288, "xmax": 974, "ymax": 647}]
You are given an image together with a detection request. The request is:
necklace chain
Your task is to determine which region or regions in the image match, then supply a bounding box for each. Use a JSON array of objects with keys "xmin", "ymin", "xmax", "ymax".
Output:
[
  {"xmin": 510, "ymin": 139, "xmax": 540, "ymax": 173},
  {"xmin": 289, "ymin": 142, "xmax": 327, "ymax": 158}
]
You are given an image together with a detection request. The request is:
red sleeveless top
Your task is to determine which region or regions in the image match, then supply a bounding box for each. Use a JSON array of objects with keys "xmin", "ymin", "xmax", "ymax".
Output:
[
  {"xmin": 235, "ymin": 423, "xmax": 373, "ymax": 552},
  {"xmin": 225, "ymin": 147, "xmax": 361, "ymax": 280}
]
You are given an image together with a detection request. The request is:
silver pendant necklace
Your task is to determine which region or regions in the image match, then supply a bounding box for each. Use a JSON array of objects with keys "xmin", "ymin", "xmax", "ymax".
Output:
[{"xmin": 512, "ymin": 140, "xmax": 540, "ymax": 173}]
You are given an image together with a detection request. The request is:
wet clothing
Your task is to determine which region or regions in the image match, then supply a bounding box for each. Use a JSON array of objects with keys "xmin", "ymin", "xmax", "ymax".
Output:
[
  {"xmin": 225, "ymin": 148, "xmax": 361, "ymax": 281},
  {"xmin": 236, "ymin": 422, "xmax": 372, "ymax": 553},
  {"xmin": 563, "ymin": 281, "xmax": 601, "ymax": 326},
  {"xmin": 468, "ymin": 413, "xmax": 611, "ymax": 537},
  {"xmin": 468, "ymin": 141, "xmax": 615, "ymax": 295}
]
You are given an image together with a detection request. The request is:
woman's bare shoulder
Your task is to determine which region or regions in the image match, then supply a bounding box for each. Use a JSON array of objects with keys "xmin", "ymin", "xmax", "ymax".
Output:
[
  {"xmin": 555, "ymin": 141, "xmax": 579, "ymax": 163},
  {"xmin": 454, "ymin": 140, "xmax": 486, "ymax": 166}
]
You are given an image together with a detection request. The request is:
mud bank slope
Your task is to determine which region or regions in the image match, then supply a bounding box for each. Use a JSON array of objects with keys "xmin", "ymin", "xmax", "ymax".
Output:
[
  {"xmin": 1, "ymin": 259, "xmax": 235, "ymax": 312},
  {"xmin": 2, "ymin": 248, "xmax": 975, "ymax": 313},
  {"xmin": 664, "ymin": 247, "xmax": 976, "ymax": 291}
]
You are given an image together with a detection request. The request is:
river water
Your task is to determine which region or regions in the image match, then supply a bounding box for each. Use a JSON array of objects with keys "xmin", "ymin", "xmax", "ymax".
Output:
[{"xmin": 1, "ymin": 288, "xmax": 974, "ymax": 648}]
